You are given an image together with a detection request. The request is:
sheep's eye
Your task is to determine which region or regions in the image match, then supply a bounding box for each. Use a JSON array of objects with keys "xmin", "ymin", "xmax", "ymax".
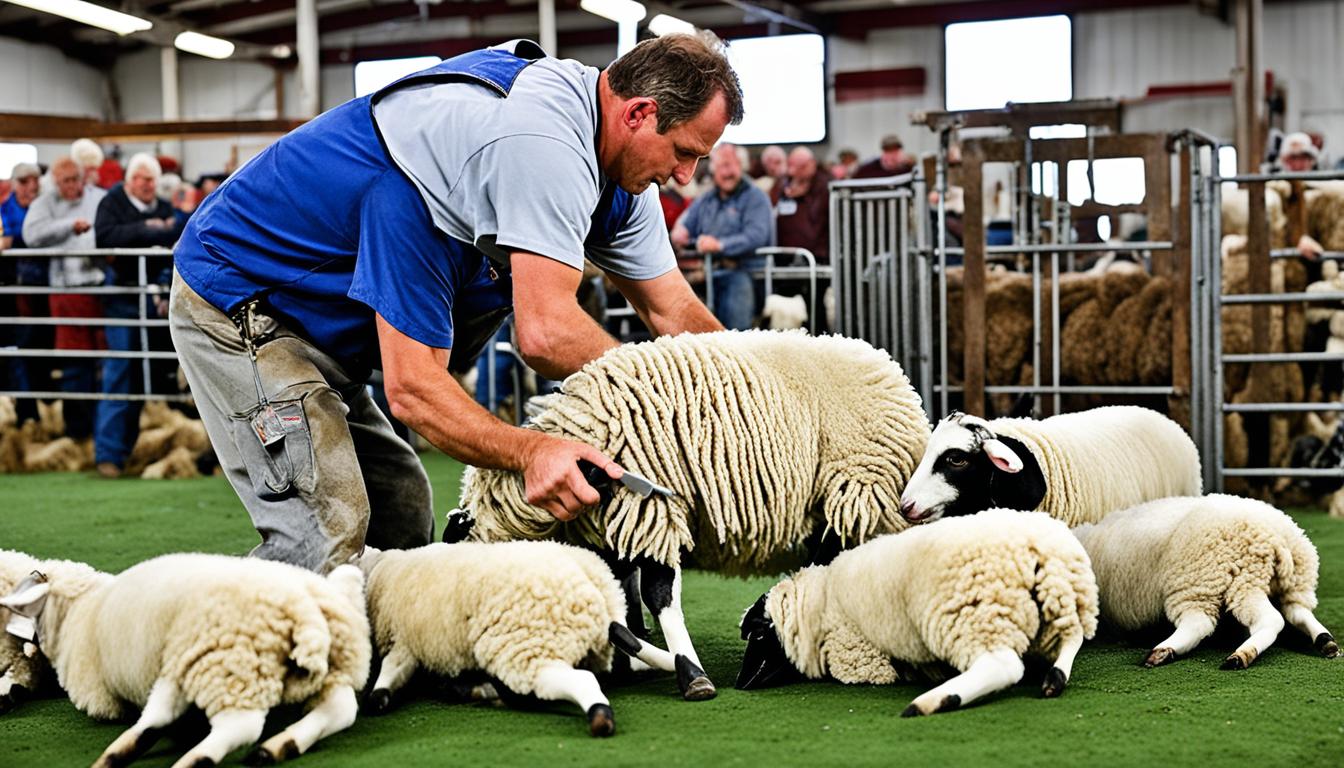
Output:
[{"xmin": 944, "ymin": 451, "xmax": 969, "ymax": 469}]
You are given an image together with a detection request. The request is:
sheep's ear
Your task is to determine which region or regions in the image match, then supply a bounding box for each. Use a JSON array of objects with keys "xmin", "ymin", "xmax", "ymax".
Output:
[
  {"xmin": 983, "ymin": 438, "xmax": 1024, "ymax": 473},
  {"xmin": 2, "ymin": 572, "xmax": 50, "ymax": 643}
]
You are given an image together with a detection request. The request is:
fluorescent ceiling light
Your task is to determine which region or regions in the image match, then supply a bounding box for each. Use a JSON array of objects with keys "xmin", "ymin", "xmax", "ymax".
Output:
[
  {"xmin": 175, "ymin": 31, "xmax": 235, "ymax": 59},
  {"xmin": 6, "ymin": 0, "xmax": 152, "ymax": 36},
  {"xmin": 648, "ymin": 13, "xmax": 694, "ymax": 36},
  {"xmin": 579, "ymin": 0, "xmax": 645, "ymax": 24}
]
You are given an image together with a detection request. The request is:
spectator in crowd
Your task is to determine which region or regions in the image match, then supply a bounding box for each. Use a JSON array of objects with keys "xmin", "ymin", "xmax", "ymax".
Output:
[
  {"xmin": 93, "ymin": 152, "xmax": 185, "ymax": 478},
  {"xmin": 773, "ymin": 146, "xmax": 830, "ymax": 264},
  {"xmin": 71, "ymin": 139, "xmax": 105, "ymax": 188},
  {"xmin": 853, "ymin": 134, "xmax": 916, "ymax": 179},
  {"xmin": 672, "ymin": 142, "xmax": 774, "ymax": 330},
  {"xmin": 22, "ymin": 157, "xmax": 107, "ymax": 440},
  {"xmin": 196, "ymin": 173, "xmax": 226, "ymax": 201},
  {"xmin": 752, "ymin": 144, "xmax": 787, "ymax": 195},
  {"xmin": 1278, "ymin": 132, "xmax": 1329, "ymax": 264},
  {"xmin": 2, "ymin": 162, "xmax": 52, "ymax": 426},
  {"xmin": 830, "ymin": 148, "xmax": 860, "ymax": 180}
]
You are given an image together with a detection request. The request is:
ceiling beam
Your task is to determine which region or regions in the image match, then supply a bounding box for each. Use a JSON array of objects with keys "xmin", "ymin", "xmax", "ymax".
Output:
[{"xmin": 0, "ymin": 112, "xmax": 306, "ymax": 142}]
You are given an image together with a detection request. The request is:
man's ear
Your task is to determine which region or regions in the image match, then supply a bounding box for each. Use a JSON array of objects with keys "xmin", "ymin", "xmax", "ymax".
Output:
[{"xmin": 624, "ymin": 98, "xmax": 658, "ymax": 129}]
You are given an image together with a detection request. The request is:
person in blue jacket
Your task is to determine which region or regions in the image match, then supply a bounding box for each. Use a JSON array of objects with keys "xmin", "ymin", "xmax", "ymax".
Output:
[{"xmin": 169, "ymin": 34, "xmax": 743, "ymax": 574}]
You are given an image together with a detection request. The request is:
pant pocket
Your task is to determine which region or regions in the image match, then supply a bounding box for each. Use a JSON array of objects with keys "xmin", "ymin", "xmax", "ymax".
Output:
[{"xmin": 228, "ymin": 397, "xmax": 317, "ymax": 499}]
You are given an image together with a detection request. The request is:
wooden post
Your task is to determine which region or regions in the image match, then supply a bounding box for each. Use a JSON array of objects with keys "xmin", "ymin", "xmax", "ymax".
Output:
[
  {"xmin": 961, "ymin": 145, "xmax": 987, "ymax": 416},
  {"xmin": 1246, "ymin": 180, "xmax": 1271, "ymax": 478},
  {"xmin": 1146, "ymin": 142, "xmax": 1174, "ymax": 276},
  {"xmin": 1170, "ymin": 148, "xmax": 1193, "ymax": 428}
]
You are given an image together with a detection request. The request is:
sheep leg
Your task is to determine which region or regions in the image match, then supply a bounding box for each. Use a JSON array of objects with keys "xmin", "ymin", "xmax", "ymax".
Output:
[
  {"xmin": 93, "ymin": 678, "xmax": 189, "ymax": 768},
  {"xmin": 1041, "ymin": 633, "xmax": 1084, "ymax": 698},
  {"xmin": 636, "ymin": 559, "xmax": 715, "ymax": 701},
  {"xmin": 609, "ymin": 622, "xmax": 677, "ymax": 672},
  {"xmin": 1222, "ymin": 593, "xmax": 1285, "ymax": 670},
  {"xmin": 901, "ymin": 649, "xmax": 1024, "ymax": 717},
  {"xmin": 171, "ymin": 708, "xmax": 267, "ymax": 768},
  {"xmin": 1145, "ymin": 611, "xmax": 1217, "ymax": 667},
  {"xmin": 1282, "ymin": 603, "xmax": 1340, "ymax": 658},
  {"xmin": 532, "ymin": 662, "xmax": 615, "ymax": 738},
  {"xmin": 245, "ymin": 684, "xmax": 358, "ymax": 765},
  {"xmin": 0, "ymin": 668, "xmax": 28, "ymax": 714},
  {"xmin": 367, "ymin": 644, "xmax": 418, "ymax": 714}
]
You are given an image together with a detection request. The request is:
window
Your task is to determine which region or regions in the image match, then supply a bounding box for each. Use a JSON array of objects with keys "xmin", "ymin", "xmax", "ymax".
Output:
[
  {"xmin": 720, "ymin": 34, "xmax": 826, "ymax": 145},
  {"xmin": 945, "ymin": 15, "xmax": 1072, "ymax": 111},
  {"xmin": 1066, "ymin": 157, "xmax": 1146, "ymax": 206},
  {"xmin": 0, "ymin": 143, "xmax": 38, "ymax": 179},
  {"xmin": 354, "ymin": 56, "xmax": 442, "ymax": 98}
]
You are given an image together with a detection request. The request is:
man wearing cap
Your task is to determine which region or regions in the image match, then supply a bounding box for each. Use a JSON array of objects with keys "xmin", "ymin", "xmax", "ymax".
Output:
[
  {"xmin": 3, "ymin": 162, "xmax": 53, "ymax": 426},
  {"xmin": 169, "ymin": 34, "xmax": 742, "ymax": 574},
  {"xmin": 1279, "ymin": 132, "xmax": 1328, "ymax": 261},
  {"xmin": 852, "ymin": 134, "xmax": 916, "ymax": 179}
]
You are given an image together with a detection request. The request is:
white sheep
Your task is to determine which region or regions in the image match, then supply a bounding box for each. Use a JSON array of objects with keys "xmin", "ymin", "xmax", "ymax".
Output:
[
  {"xmin": 0, "ymin": 549, "xmax": 51, "ymax": 713},
  {"xmin": 357, "ymin": 541, "xmax": 675, "ymax": 737},
  {"xmin": 1071, "ymin": 494, "xmax": 1339, "ymax": 669},
  {"xmin": 737, "ymin": 509, "xmax": 1099, "ymax": 716},
  {"xmin": 453, "ymin": 329, "xmax": 931, "ymax": 699},
  {"xmin": 899, "ymin": 405, "xmax": 1201, "ymax": 525},
  {"xmin": 0, "ymin": 554, "xmax": 370, "ymax": 767}
]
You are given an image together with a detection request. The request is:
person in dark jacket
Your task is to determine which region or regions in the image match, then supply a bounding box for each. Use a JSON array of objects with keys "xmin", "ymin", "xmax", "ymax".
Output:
[{"xmin": 92, "ymin": 152, "xmax": 185, "ymax": 477}]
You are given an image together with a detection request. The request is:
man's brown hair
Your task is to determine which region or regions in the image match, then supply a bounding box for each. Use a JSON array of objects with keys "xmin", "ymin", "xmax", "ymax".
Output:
[{"xmin": 606, "ymin": 31, "xmax": 744, "ymax": 134}]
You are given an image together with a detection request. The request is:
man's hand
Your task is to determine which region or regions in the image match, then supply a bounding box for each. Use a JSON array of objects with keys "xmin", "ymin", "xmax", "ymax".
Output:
[
  {"xmin": 1298, "ymin": 234, "xmax": 1324, "ymax": 260},
  {"xmin": 695, "ymin": 234, "xmax": 723, "ymax": 253},
  {"xmin": 521, "ymin": 434, "xmax": 624, "ymax": 521},
  {"xmin": 72, "ymin": 219, "xmax": 91, "ymax": 235},
  {"xmin": 607, "ymin": 269, "xmax": 722, "ymax": 336}
]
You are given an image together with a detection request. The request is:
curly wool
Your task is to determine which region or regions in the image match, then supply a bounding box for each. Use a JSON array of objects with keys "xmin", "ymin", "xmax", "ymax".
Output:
[
  {"xmin": 39, "ymin": 554, "xmax": 369, "ymax": 721},
  {"xmin": 362, "ymin": 542, "xmax": 625, "ymax": 695},
  {"xmin": 987, "ymin": 406, "xmax": 1202, "ymax": 526},
  {"xmin": 462, "ymin": 330, "xmax": 930, "ymax": 571},
  {"xmin": 767, "ymin": 510, "xmax": 1098, "ymax": 683},
  {"xmin": 1072, "ymin": 494, "xmax": 1321, "ymax": 631}
]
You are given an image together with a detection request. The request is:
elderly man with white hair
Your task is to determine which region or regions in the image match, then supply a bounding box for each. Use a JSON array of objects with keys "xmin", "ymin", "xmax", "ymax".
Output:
[
  {"xmin": 93, "ymin": 152, "xmax": 186, "ymax": 477},
  {"xmin": 23, "ymin": 156, "xmax": 108, "ymax": 440}
]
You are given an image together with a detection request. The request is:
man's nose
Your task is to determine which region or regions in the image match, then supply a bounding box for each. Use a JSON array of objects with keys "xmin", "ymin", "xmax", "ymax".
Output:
[{"xmin": 672, "ymin": 163, "xmax": 696, "ymax": 185}]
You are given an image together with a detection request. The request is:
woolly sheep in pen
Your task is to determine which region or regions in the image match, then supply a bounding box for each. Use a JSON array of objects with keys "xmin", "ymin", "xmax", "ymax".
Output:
[
  {"xmin": 1071, "ymin": 493, "xmax": 1338, "ymax": 669},
  {"xmin": 357, "ymin": 541, "xmax": 676, "ymax": 737},
  {"xmin": 0, "ymin": 549, "xmax": 51, "ymax": 713},
  {"xmin": 0, "ymin": 554, "xmax": 370, "ymax": 768},
  {"xmin": 737, "ymin": 509, "xmax": 1099, "ymax": 716},
  {"xmin": 452, "ymin": 329, "xmax": 932, "ymax": 701},
  {"xmin": 899, "ymin": 405, "xmax": 1201, "ymax": 526}
]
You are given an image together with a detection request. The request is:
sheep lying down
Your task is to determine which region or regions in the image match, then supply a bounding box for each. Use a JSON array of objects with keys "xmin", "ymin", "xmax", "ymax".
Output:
[
  {"xmin": 0, "ymin": 549, "xmax": 52, "ymax": 713},
  {"xmin": 737, "ymin": 510, "xmax": 1099, "ymax": 716},
  {"xmin": 357, "ymin": 541, "xmax": 676, "ymax": 737},
  {"xmin": 1, "ymin": 554, "xmax": 370, "ymax": 768},
  {"xmin": 1073, "ymin": 494, "xmax": 1339, "ymax": 669}
]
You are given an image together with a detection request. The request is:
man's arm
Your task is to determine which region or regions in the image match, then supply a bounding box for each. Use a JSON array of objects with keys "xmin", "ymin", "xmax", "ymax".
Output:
[
  {"xmin": 607, "ymin": 268, "xmax": 723, "ymax": 337},
  {"xmin": 510, "ymin": 252, "xmax": 621, "ymax": 379},
  {"xmin": 20, "ymin": 196, "xmax": 72, "ymax": 248},
  {"xmin": 376, "ymin": 314, "xmax": 621, "ymax": 520}
]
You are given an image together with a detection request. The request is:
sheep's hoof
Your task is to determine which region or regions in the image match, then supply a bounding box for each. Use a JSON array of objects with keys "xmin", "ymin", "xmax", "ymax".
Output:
[
  {"xmin": 1041, "ymin": 667, "xmax": 1068, "ymax": 698},
  {"xmin": 1143, "ymin": 647, "xmax": 1176, "ymax": 668},
  {"xmin": 935, "ymin": 694, "xmax": 961, "ymax": 714},
  {"xmin": 1315, "ymin": 632, "xmax": 1340, "ymax": 658},
  {"xmin": 587, "ymin": 703, "xmax": 616, "ymax": 737},
  {"xmin": 366, "ymin": 688, "xmax": 393, "ymax": 714},
  {"xmin": 1220, "ymin": 652, "xmax": 1251, "ymax": 671},
  {"xmin": 675, "ymin": 655, "xmax": 716, "ymax": 701},
  {"xmin": 244, "ymin": 738, "xmax": 298, "ymax": 766},
  {"xmin": 183, "ymin": 758, "xmax": 216, "ymax": 768},
  {"xmin": 900, "ymin": 703, "xmax": 923, "ymax": 718}
]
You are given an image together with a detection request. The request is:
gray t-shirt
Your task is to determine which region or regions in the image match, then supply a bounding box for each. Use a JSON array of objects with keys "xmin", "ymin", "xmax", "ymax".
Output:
[{"xmin": 372, "ymin": 47, "xmax": 675, "ymax": 281}]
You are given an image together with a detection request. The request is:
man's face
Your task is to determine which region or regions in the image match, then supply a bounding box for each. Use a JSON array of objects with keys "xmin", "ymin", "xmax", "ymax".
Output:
[
  {"xmin": 1282, "ymin": 152, "xmax": 1316, "ymax": 172},
  {"xmin": 611, "ymin": 92, "xmax": 729, "ymax": 194},
  {"xmin": 128, "ymin": 168, "xmax": 158, "ymax": 205},
  {"xmin": 787, "ymin": 152, "xmax": 815, "ymax": 187},
  {"xmin": 711, "ymin": 146, "xmax": 742, "ymax": 194},
  {"xmin": 52, "ymin": 165, "xmax": 81, "ymax": 202},
  {"xmin": 762, "ymin": 151, "xmax": 786, "ymax": 178},
  {"xmin": 14, "ymin": 175, "xmax": 41, "ymax": 206}
]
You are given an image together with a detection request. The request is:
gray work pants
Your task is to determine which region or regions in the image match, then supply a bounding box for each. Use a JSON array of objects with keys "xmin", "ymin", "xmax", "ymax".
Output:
[{"xmin": 168, "ymin": 271, "xmax": 433, "ymax": 573}]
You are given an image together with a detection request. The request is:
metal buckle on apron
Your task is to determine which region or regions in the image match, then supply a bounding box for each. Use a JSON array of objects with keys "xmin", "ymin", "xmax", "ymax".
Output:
[{"xmin": 231, "ymin": 300, "xmax": 285, "ymax": 448}]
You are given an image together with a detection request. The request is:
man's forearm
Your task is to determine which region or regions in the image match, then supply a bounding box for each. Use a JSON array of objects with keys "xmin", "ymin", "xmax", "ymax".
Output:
[
  {"xmin": 515, "ymin": 305, "xmax": 620, "ymax": 380},
  {"xmin": 643, "ymin": 287, "xmax": 722, "ymax": 336}
]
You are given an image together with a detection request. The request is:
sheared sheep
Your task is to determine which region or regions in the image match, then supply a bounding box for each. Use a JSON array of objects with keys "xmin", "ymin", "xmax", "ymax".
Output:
[{"xmin": 737, "ymin": 509, "xmax": 1098, "ymax": 716}]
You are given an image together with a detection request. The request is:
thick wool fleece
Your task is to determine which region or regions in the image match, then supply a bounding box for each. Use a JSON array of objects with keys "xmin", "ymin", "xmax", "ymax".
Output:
[
  {"xmin": 1072, "ymin": 494, "xmax": 1322, "ymax": 630},
  {"xmin": 39, "ymin": 554, "xmax": 369, "ymax": 720},
  {"xmin": 461, "ymin": 330, "xmax": 930, "ymax": 572},
  {"xmin": 0, "ymin": 550, "xmax": 51, "ymax": 696},
  {"xmin": 767, "ymin": 510, "xmax": 1098, "ymax": 682},
  {"xmin": 988, "ymin": 406, "xmax": 1202, "ymax": 526},
  {"xmin": 362, "ymin": 542, "xmax": 625, "ymax": 695}
]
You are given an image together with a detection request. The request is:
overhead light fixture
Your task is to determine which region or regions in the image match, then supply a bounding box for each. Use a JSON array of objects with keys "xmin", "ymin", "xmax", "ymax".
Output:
[
  {"xmin": 5, "ymin": 0, "xmax": 152, "ymax": 36},
  {"xmin": 648, "ymin": 14, "xmax": 694, "ymax": 36},
  {"xmin": 174, "ymin": 31, "xmax": 235, "ymax": 59},
  {"xmin": 270, "ymin": 44, "xmax": 293, "ymax": 59},
  {"xmin": 579, "ymin": 0, "xmax": 646, "ymax": 25}
]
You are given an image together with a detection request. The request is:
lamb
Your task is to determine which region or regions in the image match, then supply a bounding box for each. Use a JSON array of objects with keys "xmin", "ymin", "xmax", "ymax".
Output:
[
  {"xmin": 0, "ymin": 549, "xmax": 51, "ymax": 713},
  {"xmin": 357, "ymin": 541, "xmax": 676, "ymax": 737},
  {"xmin": 1071, "ymin": 494, "xmax": 1338, "ymax": 669},
  {"xmin": 0, "ymin": 554, "xmax": 370, "ymax": 767},
  {"xmin": 451, "ymin": 329, "xmax": 932, "ymax": 700},
  {"xmin": 899, "ymin": 405, "xmax": 1201, "ymax": 525},
  {"xmin": 737, "ymin": 509, "xmax": 1099, "ymax": 716}
]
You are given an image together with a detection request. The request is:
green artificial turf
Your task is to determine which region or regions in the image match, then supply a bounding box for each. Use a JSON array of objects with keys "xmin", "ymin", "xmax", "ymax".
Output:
[{"xmin": 2, "ymin": 452, "xmax": 1342, "ymax": 767}]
